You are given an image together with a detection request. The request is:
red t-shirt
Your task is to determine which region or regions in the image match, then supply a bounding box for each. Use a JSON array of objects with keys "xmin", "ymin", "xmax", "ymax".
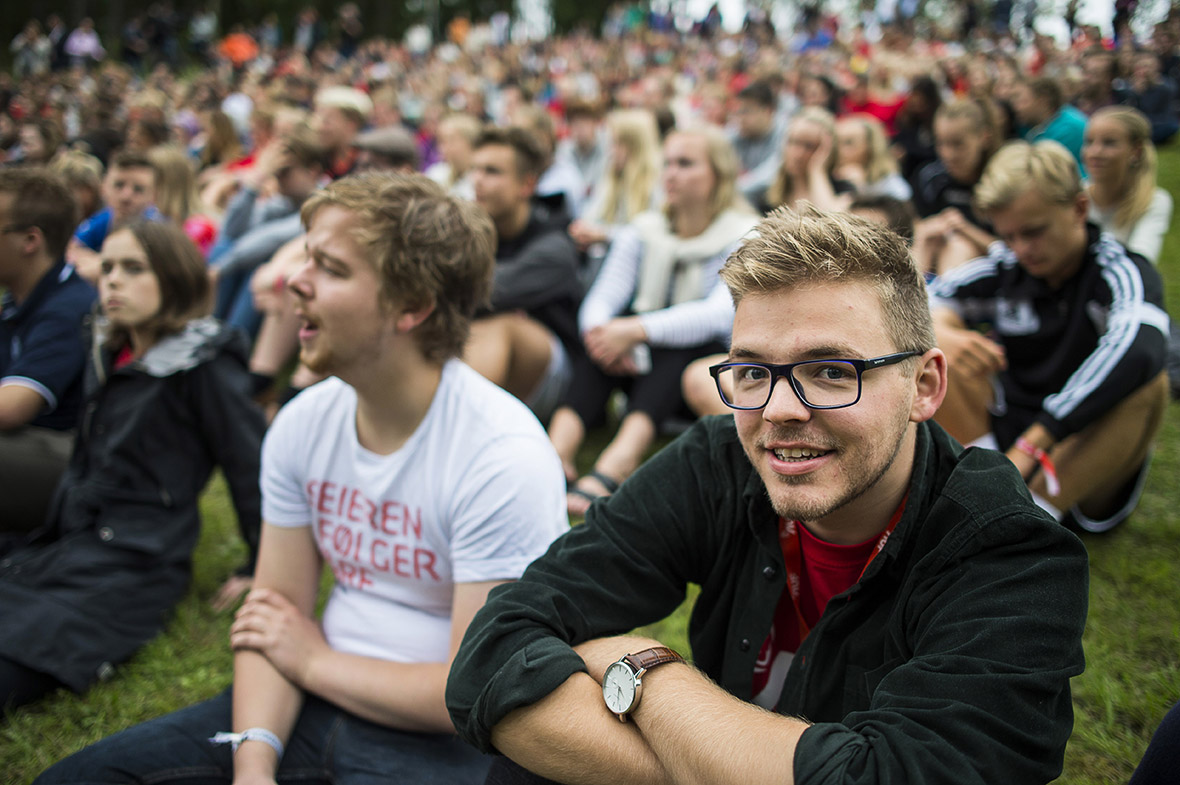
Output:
[{"xmin": 750, "ymin": 502, "xmax": 905, "ymax": 708}]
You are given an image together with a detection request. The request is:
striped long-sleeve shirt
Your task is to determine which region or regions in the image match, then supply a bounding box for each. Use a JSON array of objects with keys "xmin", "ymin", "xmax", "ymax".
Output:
[{"xmin": 928, "ymin": 224, "xmax": 1168, "ymax": 443}]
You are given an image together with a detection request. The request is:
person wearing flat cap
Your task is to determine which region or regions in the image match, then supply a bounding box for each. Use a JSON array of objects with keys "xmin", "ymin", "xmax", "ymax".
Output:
[{"xmin": 353, "ymin": 126, "xmax": 420, "ymax": 173}]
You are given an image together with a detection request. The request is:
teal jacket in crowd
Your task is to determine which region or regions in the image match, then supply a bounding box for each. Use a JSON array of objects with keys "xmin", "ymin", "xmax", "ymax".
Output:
[{"xmin": 447, "ymin": 417, "xmax": 1089, "ymax": 785}]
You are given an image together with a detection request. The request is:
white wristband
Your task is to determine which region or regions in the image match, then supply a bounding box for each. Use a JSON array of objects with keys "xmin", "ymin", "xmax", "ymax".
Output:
[{"xmin": 209, "ymin": 727, "xmax": 285, "ymax": 759}]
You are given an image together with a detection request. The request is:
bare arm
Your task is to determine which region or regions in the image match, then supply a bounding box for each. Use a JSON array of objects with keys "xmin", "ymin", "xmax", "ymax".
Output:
[
  {"xmin": 232, "ymin": 574, "xmax": 509, "ymax": 733},
  {"xmin": 230, "ymin": 523, "xmax": 322, "ymax": 783},
  {"xmin": 492, "ymin": 634, "xmax": 808, "ymax": 785},
  {"xmin": 489, "ymin": 635, "xmax": 674, "ymax": 785},
  {"xmin": 0, "ymin": 385, "xmax": 46, "ymax": 430},
  {"xmin": 1003, "ymin": 422, "xmax": 1056, "ymax": 482},
  {"xmin": 932, "ymin": 307, "xmax": 1006, "ymax": 378},
  {"xmin": 941, "ymin": 208, "xmax": 996, "ymax": 256},
  {"xmin": 66, "ymin": 238, "xmax": 101, "ymax": 284},
  {"xmin": 632, "ymin": 664, "xmax": 806, "ymax": 785},
  {"xmin": 491, "ymin": 673, "xmax": 673, "ymax": 785},
  {"xmin": 301, "ymin": 580, "xmax": 507, "ymax": 731}
]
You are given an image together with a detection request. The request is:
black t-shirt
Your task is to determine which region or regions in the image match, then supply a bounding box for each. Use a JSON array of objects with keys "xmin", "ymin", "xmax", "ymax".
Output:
[
  {"xmin": 911, "ymin": 160, "xmax": 993, "ymax": 232},
  {"xmin": 488, "ymin": 202, "xmax": 583, "ymax": 353}
]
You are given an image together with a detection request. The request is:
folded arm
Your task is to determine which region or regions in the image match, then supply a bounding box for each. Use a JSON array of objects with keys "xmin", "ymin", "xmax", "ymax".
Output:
[{"xmin": 492, "ymin": 633, "xmax": 804, "ymax": 785}]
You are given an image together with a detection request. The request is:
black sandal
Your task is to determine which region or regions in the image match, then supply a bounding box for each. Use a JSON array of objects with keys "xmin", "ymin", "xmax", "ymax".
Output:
[{"xmin": 567, "ymin": 470, "xmax": 621, "ymax": 510}]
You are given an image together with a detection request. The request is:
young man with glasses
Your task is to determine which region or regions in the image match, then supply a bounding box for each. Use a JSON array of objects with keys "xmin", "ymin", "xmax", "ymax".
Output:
[{"xmin": 447, "ymin": 207, "xmax": 1088, "ymax": 785}]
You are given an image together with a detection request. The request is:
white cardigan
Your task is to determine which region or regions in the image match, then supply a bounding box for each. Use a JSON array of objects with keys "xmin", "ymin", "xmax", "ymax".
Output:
[{"xmin": 578, "ymin": 209, "xmax": 759, "ymax": 348}]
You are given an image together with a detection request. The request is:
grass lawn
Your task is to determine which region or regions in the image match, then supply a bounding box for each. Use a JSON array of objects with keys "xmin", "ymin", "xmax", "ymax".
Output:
[{"xmin": 4, "ymin": 156, "xmax": 1180, "ymax": 785}]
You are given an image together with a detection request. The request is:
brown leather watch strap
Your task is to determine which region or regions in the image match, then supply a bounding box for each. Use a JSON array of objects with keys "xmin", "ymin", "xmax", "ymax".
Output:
[{"xmin": 623, "ymin": 646, "xmax": 684, "ymax": 673}]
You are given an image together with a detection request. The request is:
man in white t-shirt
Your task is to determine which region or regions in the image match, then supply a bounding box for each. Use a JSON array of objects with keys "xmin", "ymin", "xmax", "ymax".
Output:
[{"xmin": 36, "ymin": 173, "xmax": 568, "ymax": 785}]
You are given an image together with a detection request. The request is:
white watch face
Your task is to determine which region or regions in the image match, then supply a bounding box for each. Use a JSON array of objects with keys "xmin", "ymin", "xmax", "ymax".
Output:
[{"xmin": 603, "ymin": 661, "xmax": 637, "ymax": 714}]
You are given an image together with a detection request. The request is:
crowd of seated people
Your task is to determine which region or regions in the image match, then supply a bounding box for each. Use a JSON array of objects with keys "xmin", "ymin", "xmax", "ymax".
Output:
[{"xmin": 2, "ymin": 5, "xmax": 1179, "ymax": 783}]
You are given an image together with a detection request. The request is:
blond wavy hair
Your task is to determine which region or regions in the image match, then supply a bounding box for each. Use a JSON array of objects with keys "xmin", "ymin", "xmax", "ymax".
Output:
[
  {"xmin": 149, "ymin": 145, "xmax": 206, "ymax": 224},
  {"xmin": 1087, "ymin": 106, "xmax": 1158, "ymax": 231},
  {"xmin": 934, "ymin": 98, "xmax": 1001, "ymax": 175},
  {"xmin": 663, "ymin": 125, "xmax": 746, "ymax": 226},
  {"xmin": 597, "ymin": 109, "xmax": 661, "ymax": 225},
  {"xmin": 766, "ymin": 107, "xmax": 837, "ymax": 209},
  {"xmin": 838, "ymin": 114, "xmax": 900, "ymax": 185}
]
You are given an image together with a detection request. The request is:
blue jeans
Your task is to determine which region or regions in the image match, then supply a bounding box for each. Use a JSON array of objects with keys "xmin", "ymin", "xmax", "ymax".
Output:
[
  {"xmin": 484, "ymin": 758, "xmax": 562, "ymax": 784},
  {"xmin": 35, "ymin": 689, "xmax": 491, "ymax": 784},
  {"xmin": 1132, "ymin": 700, "xmax": 1180, "ymax": 785}
]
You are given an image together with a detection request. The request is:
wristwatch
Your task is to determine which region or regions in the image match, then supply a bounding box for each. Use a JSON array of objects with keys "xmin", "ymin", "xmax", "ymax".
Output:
[{"xmin": 602, "ymin": 646, "xmax": 684, "ymax": 722}]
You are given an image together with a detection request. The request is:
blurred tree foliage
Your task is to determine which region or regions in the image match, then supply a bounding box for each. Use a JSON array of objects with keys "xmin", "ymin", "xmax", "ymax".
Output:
[{"xmin": 1, "ymin": 0, "xmax": 620, "ymax": 64}]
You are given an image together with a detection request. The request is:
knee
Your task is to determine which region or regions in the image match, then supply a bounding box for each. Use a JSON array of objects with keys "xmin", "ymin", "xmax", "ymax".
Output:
[
  {"xmin": 34, "ymin": 742, "xmax": 116, "ymax": 784},
  {"xmin": 681, "ymin": 357, "xmax": 723, "ymax": 416}
]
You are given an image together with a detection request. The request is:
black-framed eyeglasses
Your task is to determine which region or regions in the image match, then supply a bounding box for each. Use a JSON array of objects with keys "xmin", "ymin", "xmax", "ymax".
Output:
[{"xmin": 708, "ymin": 351, "xmax": 921, "ymax": 411}]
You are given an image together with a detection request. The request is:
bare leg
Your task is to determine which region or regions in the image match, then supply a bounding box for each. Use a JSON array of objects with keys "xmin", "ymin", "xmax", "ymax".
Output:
[
  {"xmin": 503, "ymin": 317, "xmax": 554, "ymax": 401},
  {"xmin": 568, "ymin": 412, "xmax": 657, "ymax": 516},
  {"xmin": 1036, "ymin": 372, "xmax": 1169, "ymax": 517},
  {"xmin": 933, "ymin": 312, "xmax": 996, "ymax": 445},
  {"xmin": 595, "ymin": 411, "xmax": 657, "ymax": 480},
  {"xmin": 682, "ymin": 353, "xmax": 730, "ymax": 417},
  {"xmin": 548, "ymin": 406, "xmax": 586, "ymax": 483},
  {"xmin": 465, "ymin": 314, "xmax": 554, "ymax": 401},
  {"xmin": 465, "ymin": 317, "xmax": 513, "ymax": 388},
  {"xmin": 933, "ymin": 365, "xmax": 994, "ymax": 445}
]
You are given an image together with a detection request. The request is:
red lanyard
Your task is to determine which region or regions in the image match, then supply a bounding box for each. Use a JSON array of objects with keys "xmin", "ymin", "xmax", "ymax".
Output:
[{"xmin": 777, "ymin": 495, "xmax": 907, "ymax": 641}]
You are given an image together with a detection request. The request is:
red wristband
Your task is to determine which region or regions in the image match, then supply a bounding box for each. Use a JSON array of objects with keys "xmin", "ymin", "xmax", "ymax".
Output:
[{"xmin": 1015, "ymin": 437, "xmax": 1061, "ymax": 497}]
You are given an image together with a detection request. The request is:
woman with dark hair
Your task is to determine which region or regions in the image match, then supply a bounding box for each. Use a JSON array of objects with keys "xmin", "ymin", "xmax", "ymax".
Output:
[
  {"xmin": 798, "ymin": 73, "xmax": 841, "ymax": 115},
  {"xmin": 0, "ymin": 220, "xmax": 265, "ymax": 710},
  {"xmin": 18, "ymin": 118, "xmax": 64, "ymax": 166},
  {"xmin": 892, "ymin": 74, "xmax": 942, "ymax": 182}
]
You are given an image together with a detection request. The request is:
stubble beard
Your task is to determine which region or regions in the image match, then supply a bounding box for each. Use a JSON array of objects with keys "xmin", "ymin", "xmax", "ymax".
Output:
[
  {"xmin": 298, "ymin": 342, "xmax": 332, "ymax": 376},
  {"xmin": 754, "ymin": 414, "xmax": 912, "ymax": 525}
]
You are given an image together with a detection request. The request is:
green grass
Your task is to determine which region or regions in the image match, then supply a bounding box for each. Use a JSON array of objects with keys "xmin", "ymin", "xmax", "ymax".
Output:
[{"xmin": 5, "ymin": 157, "xmax": 1180, "ymax": 785}]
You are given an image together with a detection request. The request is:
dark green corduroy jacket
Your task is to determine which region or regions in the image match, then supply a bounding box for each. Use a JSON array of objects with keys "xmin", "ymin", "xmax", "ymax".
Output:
[{"xmin": 447, "ymin": 417, "xmax": 1088, "ymax": 785}]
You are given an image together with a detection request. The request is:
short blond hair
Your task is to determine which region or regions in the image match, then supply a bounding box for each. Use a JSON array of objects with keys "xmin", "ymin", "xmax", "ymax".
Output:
[
  {"xmin": 598, "ymin": 109, "xmax": 661, "ymax": 225},
  {"xmin": 440, "ymin": 112, "xmax": 484, "ymax": 146},
  {"xmin": 721, "ymin": 205, "xmax": 934, "ymax": 354},
  {"xmin": 974, "ymin": 140, "xmax": 1082, "ymax": 214},
  {"xmin": 50, "ymin": 150, "xmax": 103, "ymax": 196},
  {"xmin": 301, "ymin": 173, "xmax": 496, "ymax": 363}
]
